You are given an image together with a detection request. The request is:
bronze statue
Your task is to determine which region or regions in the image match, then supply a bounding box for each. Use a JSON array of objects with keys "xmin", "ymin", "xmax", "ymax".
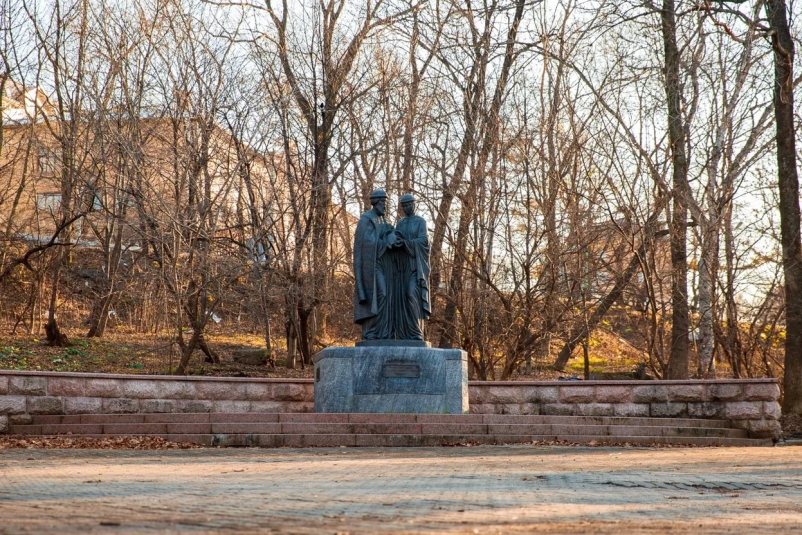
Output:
[
  {"xmin": 353, "ymin": 189, "xmax": 396, "ymax": 339},
  {"xmin": 394, "ymin": 193, "xmax": 431, "ymax": 340},
  {"xmin": 353, "ymin": 191, "xmax": 431, "ymax": 343}
]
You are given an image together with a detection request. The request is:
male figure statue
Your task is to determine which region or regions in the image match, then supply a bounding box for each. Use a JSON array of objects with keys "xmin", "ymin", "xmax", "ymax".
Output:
[
  {"xmin": 353, "ymin": 189, "xmax": 398, "ymax": 339},
  {"xmin": 394, "ymin": 193, "xmax": 431, "ymax": 340}
]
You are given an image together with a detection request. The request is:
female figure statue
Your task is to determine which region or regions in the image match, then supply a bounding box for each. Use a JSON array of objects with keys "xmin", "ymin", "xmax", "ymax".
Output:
[{"xmin": 393, "ymin": 193, "xmax": 431, "ymax": 340}]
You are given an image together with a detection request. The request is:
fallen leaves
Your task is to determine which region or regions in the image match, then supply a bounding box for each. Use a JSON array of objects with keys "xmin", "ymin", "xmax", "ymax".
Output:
[
  {"xmin": 0, "ymin": 436, "xmax": 200, "ymax": 450},
  {"xmin": 780, "ymin": 414, "xmax": 802, "ymax": 439}
]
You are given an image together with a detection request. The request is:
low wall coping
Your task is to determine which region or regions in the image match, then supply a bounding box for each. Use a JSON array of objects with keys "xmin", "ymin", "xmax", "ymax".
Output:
[
  {"xmin": 0, "ymin": 369, "xmax": 779, "ymax": 386},
  {"xmin": 468, "ymin": 379, "xmax": 779, "ymax": 386},
  {"xmin": 0, "ymin": 369, "xmax": 315, "ymax": 383}
]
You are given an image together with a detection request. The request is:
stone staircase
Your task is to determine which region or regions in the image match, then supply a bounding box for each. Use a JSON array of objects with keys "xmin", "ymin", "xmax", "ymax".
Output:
[{"xmin": 8, "ymin": 412, "xmax": 773, "ymax": 447}]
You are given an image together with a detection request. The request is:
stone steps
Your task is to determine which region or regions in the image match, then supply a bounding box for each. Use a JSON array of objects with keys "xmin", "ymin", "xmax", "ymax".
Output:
[
  {"xmin": 7, "ymin": 412, "xmax": 772, "ymax": 447},
  {"xmin": 5, "ymin": 431, "xmax": 769, "ymax": 448},
  {"xmin": 22, "ymin": 412, "xmax": 737, "ymax": 428},
  {"xmin": 9, "ymin": 422, "xmax": 749, "ymax": 438}
]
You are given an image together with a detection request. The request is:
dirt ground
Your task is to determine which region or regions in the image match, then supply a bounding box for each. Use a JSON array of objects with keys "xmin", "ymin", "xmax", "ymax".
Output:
[{"xmin": 1, "ymin": 445, "xmax": 801, "ymax": 534}]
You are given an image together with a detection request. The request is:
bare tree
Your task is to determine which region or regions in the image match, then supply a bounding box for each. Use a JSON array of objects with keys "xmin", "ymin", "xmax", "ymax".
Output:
[
  {"xmin": 762, "ymin": 0, "xmax": 802, "ymax": 414},
  {"xmin": 249, "ymin": 0, "xmax": 410, "ymax": 358},
  {"xmin": 22, "ymin": 0, "xmax": 99, "ymax": 346}
]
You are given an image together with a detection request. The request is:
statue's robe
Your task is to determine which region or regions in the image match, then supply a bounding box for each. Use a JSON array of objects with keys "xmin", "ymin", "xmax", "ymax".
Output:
[
  {"xmin": 394, "ymin": 214, "xmax": 431, "ymax": 340},
  {"xmin": 353, "ymin": 209, "xmax": 395, "ymax": 339}
]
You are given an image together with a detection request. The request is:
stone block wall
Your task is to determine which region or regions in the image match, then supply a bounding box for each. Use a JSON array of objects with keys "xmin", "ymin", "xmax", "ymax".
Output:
[
  {"xmin": 0, "ymin": 371, "xmax": 314, "ymax": 427},
  {"xmin": 469, "ymin": 379, "xmax": 782, "ymax": 439},
  {"xmin": 0, "ymin": 371, "xmax": 782, "ymax": 440}
]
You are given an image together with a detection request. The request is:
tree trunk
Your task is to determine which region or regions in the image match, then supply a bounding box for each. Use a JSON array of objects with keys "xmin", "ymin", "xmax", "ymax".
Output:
[
  {"xmin": 696, "ymin": 249, "xmax": 716, "ymax": 377},
  {"xmin": 86, "ymin": 287, "xmax": 114, "ymax": 338},
  {"xmin": 87, "ymin": 189, "xmax": 126, "ymax": 338},
  {"xmin": 261, "ymin": 271, "xmax": 273, "ymax": 356},
  {"xmin": 45, "ymin": 251, "xmax": 69, "ymax": 347},
  {"xmin": 198, "ymin": 336, "xmax": 220, "ymax": 364},
  {"xmin": 285, "ymin": 315, "xmax": 297, "ymax": 369},
  {"xmin": 400, "ymin": 9, "xmax": 421, "ymax": 194},
  {"xmin": 174, "ymin": 328, "xmax": 201, "ymax": 375},
  {"xmin": 309, "ymin": 137, "xmax": 331, "ymax": 350},
  {"xmin": 721, "ymin": 199, "xmax": 743, "ymax": 377},
  {"xmin": 298, "ymin": 306, "xmax": 312, "ymax": 367},
  {"xmin": 537, "ymin": 32, "xmax": 566, "ymax": 375},
  {"xmin": 661, "ymin": 0, "xmax": 690, "ymax": 379},
  {"xmin": 765, "ymin": 0, "xmax": 802, "ymax": 415},
  {"xmin": 438, "ymin": 276, "xmax": 462, "ymax": 348},
  {"xmin": 285, "ymin": 294, "xmax": 298, "ymax": 369}
]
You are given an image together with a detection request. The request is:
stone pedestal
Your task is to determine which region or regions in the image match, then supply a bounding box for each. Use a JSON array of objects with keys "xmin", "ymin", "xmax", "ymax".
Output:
[{"xmin": 313, "ymin": 346, "xmax": 469, "ymax": 414}]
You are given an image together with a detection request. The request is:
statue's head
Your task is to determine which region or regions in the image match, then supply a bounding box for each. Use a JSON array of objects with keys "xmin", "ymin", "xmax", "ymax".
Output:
[
  {"xmin": 370, "ymin": 189, "xmax": 387, "ymax": 215},
  {"xmin": 400, "ymin": 193, "xmax": 415, "ymax": 216}
]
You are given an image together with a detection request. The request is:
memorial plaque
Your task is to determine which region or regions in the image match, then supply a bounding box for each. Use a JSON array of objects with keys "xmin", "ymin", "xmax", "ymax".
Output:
[{"xmin": 383, "ymin": 362, "xmax": 421, "ymax": 378}]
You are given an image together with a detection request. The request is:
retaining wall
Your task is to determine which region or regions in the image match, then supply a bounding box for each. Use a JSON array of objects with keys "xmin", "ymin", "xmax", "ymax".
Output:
[
  {"xmin": 0, "ymin": 371, "xmax": 782, "ymax": 439},
  {"xmin": 470, "ymin": 379, "xmax": 781, "ymax": 439}
]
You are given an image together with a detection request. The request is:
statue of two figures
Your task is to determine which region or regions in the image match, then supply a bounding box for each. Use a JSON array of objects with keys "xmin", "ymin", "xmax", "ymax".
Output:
[{"xmin": 353, "ymin": 190, "xmax": 431, "ymax": 344}]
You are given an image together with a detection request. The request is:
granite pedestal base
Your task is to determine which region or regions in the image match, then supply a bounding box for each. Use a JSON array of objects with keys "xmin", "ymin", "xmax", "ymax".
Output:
[{"xmin": 314, "ymin": 346, "xmax": 469, "ymax": 414}]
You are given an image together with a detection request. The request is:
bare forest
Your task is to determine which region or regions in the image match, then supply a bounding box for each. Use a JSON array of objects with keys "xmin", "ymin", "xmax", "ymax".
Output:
[{"xmin": 1, "ymin": 0, "xmax": 801, "ymax": 410}]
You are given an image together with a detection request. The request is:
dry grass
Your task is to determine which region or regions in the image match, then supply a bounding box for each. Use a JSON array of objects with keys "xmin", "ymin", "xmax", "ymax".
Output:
[
  {"xmin": 0, "ymin": 328, "xmax": 316, "ymax": 378},
  {"xmin": 0, "ymin": 327, "xmax": 654, "ymax": 381},
  {"xmin": 0, "ymin": 312, "xmax": 774, "ymax": 382}
]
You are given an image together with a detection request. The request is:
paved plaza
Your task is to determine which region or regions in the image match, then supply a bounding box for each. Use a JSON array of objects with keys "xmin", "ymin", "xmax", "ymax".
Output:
[{"xmin": 1, "ymin": 445, "xmax": 801, "ymax": 534}]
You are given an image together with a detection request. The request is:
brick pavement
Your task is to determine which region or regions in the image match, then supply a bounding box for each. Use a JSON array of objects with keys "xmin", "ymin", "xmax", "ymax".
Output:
[{"xmin": 1, "ymin": 445, "xmax": 801, "ymax": 534}]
